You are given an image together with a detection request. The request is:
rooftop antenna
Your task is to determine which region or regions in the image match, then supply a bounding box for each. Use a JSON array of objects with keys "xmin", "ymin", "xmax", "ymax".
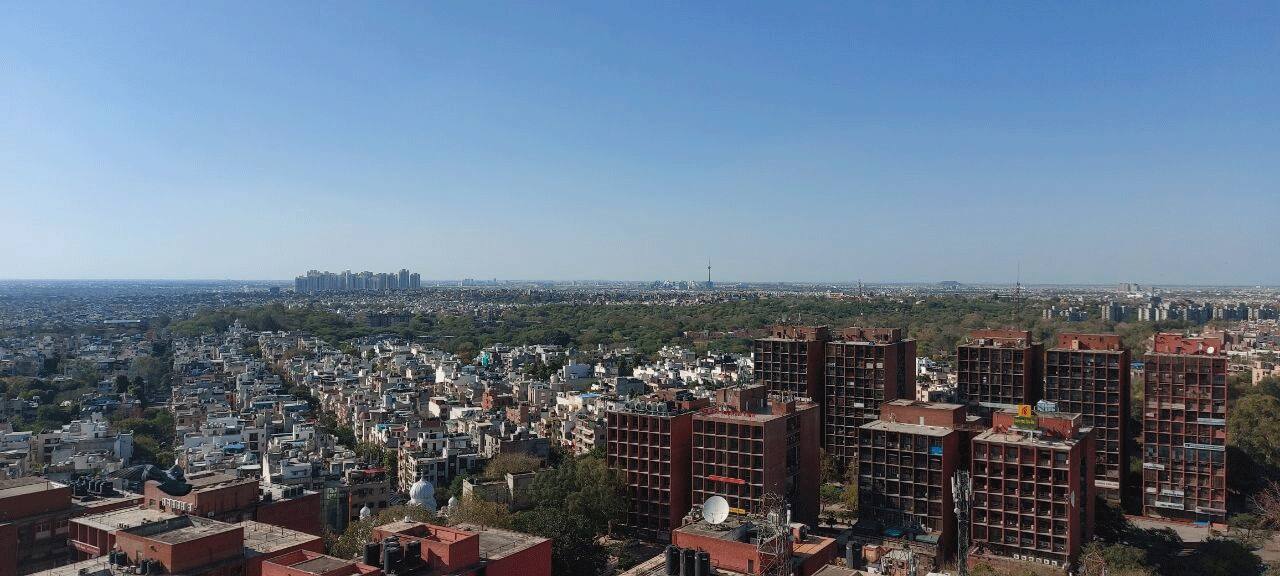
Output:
[
  {"xmin": 754, "ymin": 492, "xmax": 791, "ymax": 576},
  {"xmin": 952, "ymin": 471, "xmax": 972, "ymax": 576}
]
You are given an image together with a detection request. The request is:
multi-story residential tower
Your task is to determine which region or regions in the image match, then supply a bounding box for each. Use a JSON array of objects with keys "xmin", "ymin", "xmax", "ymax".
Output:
[
  {"xmin": 855, "ymin": 400, "xmax": 968, "ymax": 567},
  {"xmin": 1141, "ymin": 333, "xmax": 1228, "ymax": 523},
  {"xmin": 691, "ymin": 384, "xmax": 821, "ymax": 526},
  {"xmin": 825, "ymin": 327, "xmax": 917, "ymax": 467},
  {"xmin": 971, "ymin": 410, "xmax": 1095, "ymax": 570},
  {"xmin": 753, "ymin": 325, "xmax": 830, "ymax": 401},
  {"xmin": 956, "ymin": 330, "xmax": 1043, "ymax": 416},
  {"xmin": 606, "ymin": 392, "xmax": 706, "ymax": 541},
  {"xmin": 1043, "ymin": 333, "xmax": 1131, "ymax": 506}
]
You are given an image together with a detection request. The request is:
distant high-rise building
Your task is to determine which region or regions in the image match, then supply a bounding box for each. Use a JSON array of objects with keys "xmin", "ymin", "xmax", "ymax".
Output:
[
  {"xmin": 752, "ymin": 325, "xmax": 830, "ymax": 401},
  {"xmin": 292, "ymin": 269, "xmax": 420, "ymax": 293},
  {"xmin": 409, "ymin": 272, "xmax": 421, "ymax": 289},
  {"xmin": 824, "ymin": 327, "xmax": 916, "ymax": 468},
  {"xmin": 1044, "ymin": 333, "xmax": 1131, "ymax": 505},
  {"xmin": 1142, "ymin": 333, "xmax": 1228, "ymax": 522},
  {"xmin": 956, "ymin": 330, "xmax": 1043, "ymax": 415},
  {"xmin": 692, "ymin": 384, "xmax": 821, "ymax": 526}
]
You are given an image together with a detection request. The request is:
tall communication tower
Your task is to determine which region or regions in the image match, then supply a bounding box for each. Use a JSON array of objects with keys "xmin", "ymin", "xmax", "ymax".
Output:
[
  {"xmin": 952, "ymin": 471, "xmax": 972, "ymax": 576},
  {"xmin": 754, "ymin": 492, "xmax": 791, "ymax": 576},
  {"xmin": 1012, "ymin": 262, "xmax": 1024, "ymax": 325},
  {"xmin": 706, "ymin": 259, "xmax": 713, "ymax": 290}
]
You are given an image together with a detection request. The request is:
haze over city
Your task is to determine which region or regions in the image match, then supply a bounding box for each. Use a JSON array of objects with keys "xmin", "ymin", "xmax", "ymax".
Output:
[
  {"xmin": 3, "ymin": 3, "xmax": 1277, "ymax": 284},
  {"xmin": 6, "ymin": 5, "xmax": 1280, "ymax": 576}
]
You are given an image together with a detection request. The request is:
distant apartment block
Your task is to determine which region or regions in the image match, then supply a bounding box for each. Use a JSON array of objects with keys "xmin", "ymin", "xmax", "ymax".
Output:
[
  {"xmin": 294, "ymin": 269, "xmax": 422, "ymax": 293},
  {"xmin": 691, "ymin": 385, "xmax": 820, "ymax": 526},
  {"xmin": 753, "ymin": 325, "xmax": 830, "ymax": 401},
  {"xmin": 1043, "ymin": 333, "xmax": 1130, "ymax": 505},
  {"xmin": 824, "ymin": 327, "xmax": 916, "ymax": 467},
  {"xmin": 1141, "ymin": 333, "xmax": 1228, "ymax": 523},
  {"xmin": 956, "ymin": 330, "xmax": 1043, "ymax": 415}
]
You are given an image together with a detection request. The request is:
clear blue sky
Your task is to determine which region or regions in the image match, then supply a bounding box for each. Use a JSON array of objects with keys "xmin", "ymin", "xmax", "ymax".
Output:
[{"xmin": 2, "ymin": 2, "xmax": 1276, "ymax": 284}]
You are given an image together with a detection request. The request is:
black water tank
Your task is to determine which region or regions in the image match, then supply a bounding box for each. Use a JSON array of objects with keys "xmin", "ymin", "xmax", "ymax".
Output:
[
  {"xmin": 404, "ymin": 540, "xmax": 421, "ymax": 565},
  {"xmin": 382, "ymin": 538, "xmax": 402, "ymax": 573},
  {"xmin": 680, "ymin": 548, "xmax": 696, "ymax": 576},
  {"xmin": 363, "ymin": 542, "xmax": 380, "ymax": 566},
  {"xmin": 695, "ymin": 551, "xmax": 710, "ymax": 576},
  {"xmin": 664, "ymin": 545, "xmax": 681, "ymax": 575}
]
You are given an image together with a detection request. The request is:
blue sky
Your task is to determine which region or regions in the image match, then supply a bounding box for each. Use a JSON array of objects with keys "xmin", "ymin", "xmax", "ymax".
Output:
[{"xmin": 2, "ymin": 2, "xmax": 1276, "ymax": 284}]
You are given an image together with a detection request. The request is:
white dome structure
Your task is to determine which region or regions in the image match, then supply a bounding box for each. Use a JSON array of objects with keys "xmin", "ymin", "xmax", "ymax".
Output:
[
  {"xmin": 359, "ymin": 504, "xmax": 372, "ymax": 520},
  {"xmin": 409, "ymin": 478, "xmax": 437, "ymax": 513}
]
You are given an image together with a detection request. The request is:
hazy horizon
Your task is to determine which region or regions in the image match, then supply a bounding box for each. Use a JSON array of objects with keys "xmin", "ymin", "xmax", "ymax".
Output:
[
  {"xmin": 1, "ymin": 276, "xmax": 1274, "ymax": 289},
  {"xmin": 3, "ymin": 3, "xmax": 1277, "ymax": 285}
]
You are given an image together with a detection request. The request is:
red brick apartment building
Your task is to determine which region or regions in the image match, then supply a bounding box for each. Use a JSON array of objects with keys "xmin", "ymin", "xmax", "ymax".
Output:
[
  {"xmin": 621, "ymin": 515, "xmax": 837, "ymax": 576},
  {"xmin": 825, "ymin": 327, "xmax": 917, "ymax": 468},
  {"xmin": 142, "ymin": 471, "xmax": 324, "ymax": 535},
  {"xmin": 970, "ymin": 410, "xmax": 1095, "ymax": 571},
  {"xmin": 854, "ymin": 400, "xmax": 968, "ymax": 568},
  {"xmin": 607, "ymin": 391, "xmax": 709, "ymax": 541},
  {"xmin": 0, "ymin": 477, "xmax": 141, "ymax": 576},
  {"xmin": 1043, "ymin": 333, "xmax": 1131, "ymax": 506},
  {"xmin": 692, "ymin": 385, "xmax": 821, "ymax": 527},
  {"xmin": 957, "ymin": 330, "xmax": 1043, "ymax": 415},
  {"xmin": 262, "ymin": 550, "xmax": 382, "ymax": 576},
  {"xmin": 369, "ymin": 520, "xmax": 552, "ymax": 576},
  {"xmin": 32, "ymin": 515, "xmax": 322, "ymax": 576},
  {"xmin": 753, "ymin": 325, "xmax": 830, "ymax": 400},
  {"xmin": 1142, "ymin": 333, "xmax": 1229, "ymax": 523}
]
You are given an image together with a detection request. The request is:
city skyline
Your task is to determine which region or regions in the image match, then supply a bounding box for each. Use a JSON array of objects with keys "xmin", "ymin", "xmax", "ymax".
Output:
[{"xmin": 3, "ymin": 3, "xmax": 1278, "ymax": 284}]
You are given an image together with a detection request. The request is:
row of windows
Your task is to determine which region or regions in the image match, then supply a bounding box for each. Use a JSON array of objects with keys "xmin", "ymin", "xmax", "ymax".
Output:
[{"xmin": 692, "ymin": 420, "xmax": 765, "ymax": 438}]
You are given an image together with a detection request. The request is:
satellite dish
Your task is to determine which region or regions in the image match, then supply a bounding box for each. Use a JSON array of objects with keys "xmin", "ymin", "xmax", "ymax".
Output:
[
  {"xmin": 1206, "ymin": 347, "xmax": 1215, "ymax": 354},
  {"xmin": 702, "ymin": 495, "xmax": 730, "ymax": 525}
]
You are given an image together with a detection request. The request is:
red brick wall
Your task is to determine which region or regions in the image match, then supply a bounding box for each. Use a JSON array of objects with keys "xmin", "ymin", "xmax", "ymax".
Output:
[
  {"xmin": 113, "ymin": 526, "xmax": 244, "ymax": 574},
  {"xmin": 144, "ymin": 479, "xmax": 258, "ymax": 519},
  {"xmin": 372, "ymin": 524, "xmax": 481, "ymax": 572},
  {"xmin": 0, "ymin": 484, "xmax": 71, "ymax": 521},
  {"xmin": 672, "ymin": 530, "xmax": 762, "ymax": 575},
  {"xmin": 257, "ymin": 492, "xmax": 324, "ymax": 535},
  {"xmin": 1055, "ymin": 333, "xmax": 1123, "ymax": 350},
  {"xmin": 969, "ymin": 329, "xmax": 1033, "ymax": 343},
  {"xmin": 482, "ymin": 537, "xmax": 552, "ymax": 576},
  {"xmin": 1153, "ymin": 333, "xmax": 1225, "ymax": 355},
  {"xmin": 668, "ymin": 412, "xmax": 694, "ymax": 531},
  {"xmin": 0, "ymin": 522, "xmax": 17, "ymax": 576},
  {"xmin": 882, "ymin": 401, "xmax": 967, "ymax": 428},
  {"xmin": 246, "ymin": 538, "xmax": 325, "ymax": 576},
  {"xmin": 794, "ymin": 403, "xmax": 821, "ymax": 526}
]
